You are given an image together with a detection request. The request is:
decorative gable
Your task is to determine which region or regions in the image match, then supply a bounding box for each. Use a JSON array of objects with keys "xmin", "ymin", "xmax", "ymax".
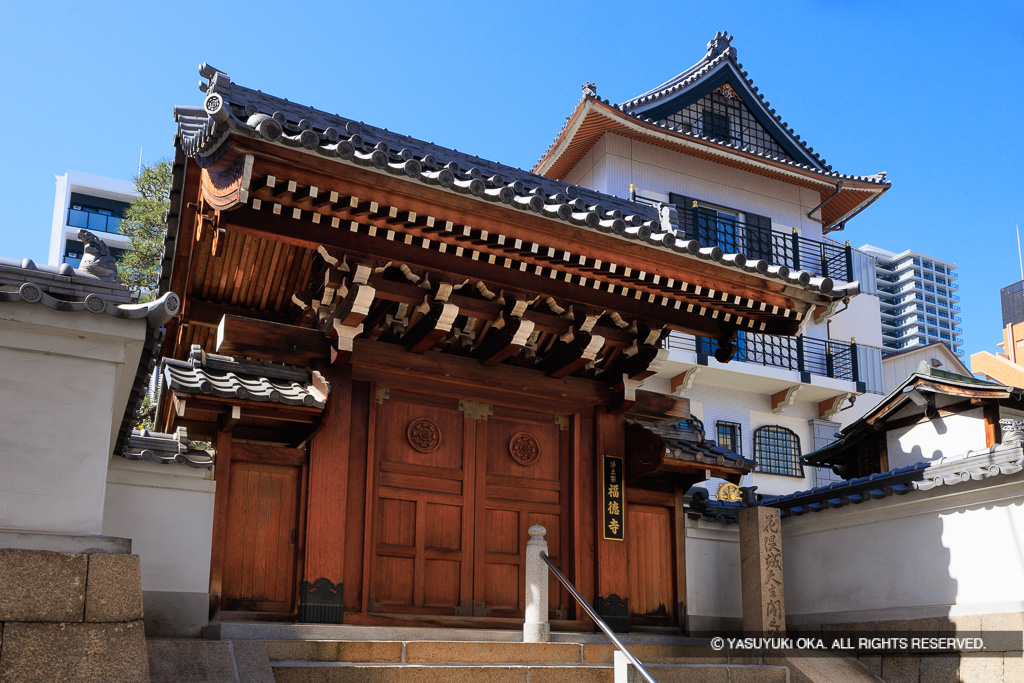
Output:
[{"xmin": 621, "ymin": 32, "xmax": 824, "ymax": 169}]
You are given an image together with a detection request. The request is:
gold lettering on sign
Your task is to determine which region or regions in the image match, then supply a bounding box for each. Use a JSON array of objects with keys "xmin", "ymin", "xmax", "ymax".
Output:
[{"xmin": 602, "ymin": 455, "xmax": 625, "ymax": 541}]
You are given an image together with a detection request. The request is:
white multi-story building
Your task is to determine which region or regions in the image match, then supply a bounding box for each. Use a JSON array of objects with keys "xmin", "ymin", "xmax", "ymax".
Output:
[
  {"xmin": 47, "ymin": 170, "xmax": 136, "ymax": 269},
  {"xmin": 860, "ymin": 245, "xmax": 962, "ymax": 356},
  {"xmin": 536, "ymin": 33, "xmax": 889, "ymax": 496}
]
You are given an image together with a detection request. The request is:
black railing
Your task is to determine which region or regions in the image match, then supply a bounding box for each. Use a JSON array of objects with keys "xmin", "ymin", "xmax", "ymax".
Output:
[
  {"xmin": 682, "ymin": 209, "xmax": 852, "ymax": 281},
  {"xmin": 666, "ymin": 332, "xmax": 859, "ymax": 383}
]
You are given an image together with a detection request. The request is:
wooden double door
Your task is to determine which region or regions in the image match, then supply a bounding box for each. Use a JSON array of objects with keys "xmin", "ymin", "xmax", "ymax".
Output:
[{"xmin": 366, "ymin": 387, "xmax": 569, "ymax": 618}]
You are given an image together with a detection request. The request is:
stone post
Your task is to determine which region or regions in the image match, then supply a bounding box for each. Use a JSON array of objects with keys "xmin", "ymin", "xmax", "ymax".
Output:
[
  {"xmin": 523, "ymin": 524, "xmax": 550, "ymax": 643},
  {"xmin": 739, "ymin": 506, "xmax": 785, "ymax": 634}
]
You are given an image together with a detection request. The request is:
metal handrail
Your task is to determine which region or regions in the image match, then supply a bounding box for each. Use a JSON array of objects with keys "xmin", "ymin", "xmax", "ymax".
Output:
[{"xmin": 539, "ymin": 552, "xmax": 656, "ymax": 683}]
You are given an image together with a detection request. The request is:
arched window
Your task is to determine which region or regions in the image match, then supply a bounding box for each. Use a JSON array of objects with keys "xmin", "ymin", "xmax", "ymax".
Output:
[{"xmin": 753, "ymin": 426, "xmax": 802, "ymax": 477}]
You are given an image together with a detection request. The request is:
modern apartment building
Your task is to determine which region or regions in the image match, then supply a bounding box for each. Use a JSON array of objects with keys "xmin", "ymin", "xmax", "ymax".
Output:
[
  {"xmin": 537, "ymin": 33, "xmax": 890, "ymax": 496},
  {"xmin": 47, "ymin": 170, "xmax": 136, "ymax": 269},
  {"xmin": 1001, "ymin": 279, "xmax": 1024, "ymax": 327},
  {"xmin": 860, "ymin": 245, "xmax": 962, "ymax": 356}
]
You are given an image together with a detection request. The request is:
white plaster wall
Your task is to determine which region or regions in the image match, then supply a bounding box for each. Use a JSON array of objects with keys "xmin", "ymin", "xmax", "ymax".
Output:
[
  {"xmin": 829, "ymin": 294, "xmax": 882, "ymax": 348},
  {"xmin": 685, "ymin": 518, "xmax": 741, "ymax": 625},
  {"xmin": 782, "ymin": 476, "xmax": 1024, "ymax": 623},
  {"xmin": 886, "ymin": 409, "xmax": 985, "ymax": 468},
  {"xmin": 584, "ymin": 133, "xmax": 825, "ymax": 239},
  {"xmin": 682, "ymin": 383, "xmax": 818, "ymax": 497},
  {"xmin": 883, "ymin": 346, "xmax": 970, "ymax": 392},
  {"xmin": 0, "ymin": 304, "xmax": 144, "ymax": 535},
  {"xmin": 103, "ymin": 459, "xmax": 215, "ymax": 595}
]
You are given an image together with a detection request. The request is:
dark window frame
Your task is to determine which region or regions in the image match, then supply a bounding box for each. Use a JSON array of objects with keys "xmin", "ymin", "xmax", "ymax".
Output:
[
  {"xmin": 753, "ymin": 425, "xmax": 803, "ymax": 477},
  {"xmin": 716, "ymin": 421, "xmax": 742, "ymax": 455}
]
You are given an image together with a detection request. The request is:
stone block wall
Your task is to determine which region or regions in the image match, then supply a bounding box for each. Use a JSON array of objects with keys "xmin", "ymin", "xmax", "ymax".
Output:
[{"xmin": 0, "ymin": 548, "xmax": 149, "ymax": 682}]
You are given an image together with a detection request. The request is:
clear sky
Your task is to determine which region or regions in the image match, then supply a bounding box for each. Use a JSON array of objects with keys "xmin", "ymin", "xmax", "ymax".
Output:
[{"xmin": 1, "ymin": 1, "xmax": 1021, "ymax": 360}]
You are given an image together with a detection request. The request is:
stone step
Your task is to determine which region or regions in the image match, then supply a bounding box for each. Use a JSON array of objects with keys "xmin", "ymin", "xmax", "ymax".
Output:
[
  {"xmin": 271, "ymin": 663, "xmax": 789, "ymax": 683},
  {"xmin": 263, "ymin": 640, "xmax": 728, "ymax": 666}
]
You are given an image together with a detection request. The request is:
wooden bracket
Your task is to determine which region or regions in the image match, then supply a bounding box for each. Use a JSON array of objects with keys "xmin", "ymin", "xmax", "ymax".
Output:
[
  {"xmin": 670, "ymin": 367, "xmax": 702, "ymax": 395},
  {"xmin": 536, "ymin": 329, "xmax": 605, "ymax": 379},
  {"xmin": 473, "ymin": 315, "xmax": 535, "ymax": 367},
  {"xmin": 219, "ymin": 405, "xmax": 242, "ymax": 433},
  {"xmin": 403, "ymin": 300, "xmax": 459, "ymax": 354},
  {"xmin": 771, "ymin": 385, "xmax": 803, "ymax": 414},
  {"xmin": 607, "ymin": 377, "xmax": 643, "ymax": 415},
  {"xmin": 818, "ymin": 392, "xmax": 852, "ymax": 420}
]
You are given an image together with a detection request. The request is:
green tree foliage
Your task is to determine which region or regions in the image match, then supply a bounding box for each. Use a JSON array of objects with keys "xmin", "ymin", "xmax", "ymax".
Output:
[{"xmin": 119, "ymin": 160, "xmax": 173, "ymax": 301}]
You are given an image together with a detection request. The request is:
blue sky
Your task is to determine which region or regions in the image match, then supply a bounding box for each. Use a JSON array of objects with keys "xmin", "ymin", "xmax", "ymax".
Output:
[{"xmin": 1, "ymin": 1, "xmax": 1021, "ymax": 360}]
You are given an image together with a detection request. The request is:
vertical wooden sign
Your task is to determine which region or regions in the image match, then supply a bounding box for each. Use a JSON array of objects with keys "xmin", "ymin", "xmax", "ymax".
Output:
[{"xmin": 602, "ymin": 454, "xmax": 624, "ymax": 541}]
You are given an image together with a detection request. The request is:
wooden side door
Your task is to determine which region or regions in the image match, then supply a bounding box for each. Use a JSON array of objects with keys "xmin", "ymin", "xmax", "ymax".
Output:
[
  {"xmin": 222, "ymin": 461, "xmax": 302, "ymax": 612},
  {"xmin": 625, "ymin": 494, "xmax": 677, "ymax": 627},
  {"xmin": 475, "ymin": 404, "xmax": 569, "ymax": 618},
  {"xmin": 367, "ymin": 389, "xmax": 474, "ymax": 615}
]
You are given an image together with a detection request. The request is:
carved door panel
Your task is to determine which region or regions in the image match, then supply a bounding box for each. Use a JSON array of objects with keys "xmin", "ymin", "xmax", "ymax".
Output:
[
  {"xmin": 222, "ymin": 462, "xmax": 301, "ymax": 612},
  {"xmin": 367, "ymin": 389, "xmax": 571, "ymax": 619},
  {"xmin": 626, "ymin": 502, "xmax": 677, "ymax": 626},
  {"xmin": 368, "ymin": 390, "xmax": 474, "ymax": 614},
  {"xmin": 475, "ymin": 404, "xmax": 569, "ymax": 618}
]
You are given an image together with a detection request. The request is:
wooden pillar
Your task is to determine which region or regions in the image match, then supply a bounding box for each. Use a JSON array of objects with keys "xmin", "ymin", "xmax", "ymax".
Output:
[
  {"xmin": 301, "ymin": 364, "xmax": 353, "ymax": 622},
  {"xmin": 208, "ymin": 430, "xmax": 233, "ymax": 621},
  {"xmin": 983, "ymin": 402, "xmax": 1001, "ymax": 447},
  {"xmin": 594, "ymin": 407, "xmax": 629, "ymax": 632}
]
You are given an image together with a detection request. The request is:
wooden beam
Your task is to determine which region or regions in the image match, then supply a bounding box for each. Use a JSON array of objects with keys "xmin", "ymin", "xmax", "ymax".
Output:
[
  {"xmin": 984, "ymin": 402, "xmax": 1001, "ymax": 447},
  {"xmin": 218, "ymin": 405, "xmax": 241, "ymax": 433},
  {"xmin": 403, "ymin": 301, "xmax": 460, "ymax": 354},
  {"xmin": 231, "ymin": 441, "xmax": 309, "ymax": 467},
  {"xmin": 187, "ymin": 298, "xmax": 291, "ymax": 329},
  {"xmin": 242, "ymin": 144, "xmax": 819, "ymax": 310},
  {"xmin": 607, "ymin": 378, "xmax": 643, "ymax": 415},
  {"xmin": 216, "ymin": 314, "xmax": 328, "ymax": 365},
  {"xmin": 473, "ymin": 316, "xmax": 535, "ymax": 367},
  {"xmin": 536, "ymin": 330, "xmax": 605, "ymax": 379},
  {"xmin": 350, "ymin": 338, "xmax": 609, "ymax": 411},
  {"xmin": 217, "ymin": 205, "xmax": 802, "ymax": 338}
]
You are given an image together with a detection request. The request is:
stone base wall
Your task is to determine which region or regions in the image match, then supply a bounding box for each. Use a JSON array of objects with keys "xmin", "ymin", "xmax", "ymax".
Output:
[
  {"xmin": 792, "ymin": 614, "xmax": 1023, "ymax": 683},
  {"xmin": 0, "ymin": 548, "xmax": 149, "ymax": 682}
]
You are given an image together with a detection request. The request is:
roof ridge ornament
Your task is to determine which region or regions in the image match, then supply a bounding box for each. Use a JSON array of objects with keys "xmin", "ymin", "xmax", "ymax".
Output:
[
  {"xmin": 706, "ymin": 31, "xmax": 736, "ymax": 60},
  {"xmin": 581, "ymin": 81, "xmax": 598, "ymax": 98}
]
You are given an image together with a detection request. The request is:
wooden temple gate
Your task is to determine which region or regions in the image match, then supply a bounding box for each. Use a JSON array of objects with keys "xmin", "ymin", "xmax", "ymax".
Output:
[{"xmin": 157, "ymin": 68, "xmax": 845, "ymax": 631}]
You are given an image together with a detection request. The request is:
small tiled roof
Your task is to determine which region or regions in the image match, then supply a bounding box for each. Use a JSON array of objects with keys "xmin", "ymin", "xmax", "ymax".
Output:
[
  {"xmin": 766, "ymin": 441, "xmax": 1024, "ymax": 518},
  {"xmin": 0, "ymin": 257, "xmax": 132, "ymax": 305},
  {"xmin": 628, "ymin": 417, "xmax": 757, "ymax": 472},
  {"xmin": 168, "ymin": 65, "xmax": 853, "ymax": 300},
  {"xmin": 163, "ymin": 345, "xmax": 328, "ymax": 409},
  {"xmin": 123, "ymin": 427, "xmax": 214, "ymax": 468}
]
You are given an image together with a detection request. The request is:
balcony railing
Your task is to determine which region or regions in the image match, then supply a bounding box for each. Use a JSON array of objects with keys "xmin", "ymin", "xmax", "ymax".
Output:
[
  {"xmin": 68, "ymin": 207, "xmax": 123, "ymax": 234},
  {"xmin": 680, "ymin": 209, "xmax": 852, "ymax": 281},
  {"xmin": 665, "ymin": 332, "xmax": 878, "ymax": 388}
]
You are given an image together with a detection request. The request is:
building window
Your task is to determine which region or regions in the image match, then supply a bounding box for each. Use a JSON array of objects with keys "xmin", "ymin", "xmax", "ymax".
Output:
[
  {"xmin": 716, "ymin": 421, "xmax": 742, "ymax": 454},
  {"xmin": 753, "ymin": 425, "xmax": 803, "ymax": 477}
]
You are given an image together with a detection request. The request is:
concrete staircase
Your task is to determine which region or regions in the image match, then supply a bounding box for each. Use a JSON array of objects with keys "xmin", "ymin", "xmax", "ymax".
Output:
[
  {"xmin": 265, "ymin": 639, "xmax": 784, "ymax": 683},
  {"xmin": 147, "ymin": 624, "xmax": 881, "ymax": 682}
]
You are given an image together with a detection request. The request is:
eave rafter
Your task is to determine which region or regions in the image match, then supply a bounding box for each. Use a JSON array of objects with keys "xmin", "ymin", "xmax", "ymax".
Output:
[{"xmin": 198, "ymin": 144, "xmax": 825, "ymax": 336}]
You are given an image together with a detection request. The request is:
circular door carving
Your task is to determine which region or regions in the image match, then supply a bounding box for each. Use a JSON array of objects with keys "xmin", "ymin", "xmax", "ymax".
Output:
[
  {"xmin": 407, "ymin": 418, "xmax": 441, "ymax": 453},
  {"xmin": 509, "ymin": 432, "xmax": 540, "ymax": 466}
]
